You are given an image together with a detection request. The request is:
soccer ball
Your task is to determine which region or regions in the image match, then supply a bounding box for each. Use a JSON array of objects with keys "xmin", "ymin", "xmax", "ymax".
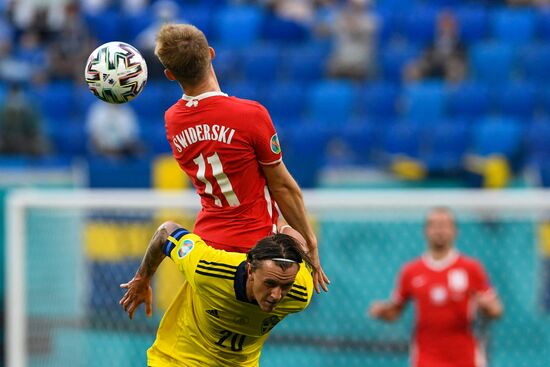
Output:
[{"xmin": 84, "ymin": 41, "xmax": 148, "ymax": 104}]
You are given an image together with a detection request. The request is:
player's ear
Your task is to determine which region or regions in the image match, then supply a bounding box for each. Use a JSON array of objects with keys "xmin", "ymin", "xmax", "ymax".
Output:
[
  {"xmin": 246, "ymin": 262, "xmax": 254, "ymax": 278},
  {"xmin": 209, "ymin": 47, "xmax": 215, "ymax": 60},
  {"xmin": 164, "ymin": 69, "xmax": 176, "ymax": 81}
]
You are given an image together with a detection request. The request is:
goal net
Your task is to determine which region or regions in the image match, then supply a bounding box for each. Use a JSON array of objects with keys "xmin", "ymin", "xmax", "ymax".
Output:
[{"xmin": 6, "ymin": 189, "xmax": 550, "ymax": 367}]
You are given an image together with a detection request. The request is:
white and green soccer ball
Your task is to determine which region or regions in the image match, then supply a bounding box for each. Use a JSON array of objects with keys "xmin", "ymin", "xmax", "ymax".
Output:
[{"xmin": 84, "ymin": 41, "xmax": 148, "ymax": 104}]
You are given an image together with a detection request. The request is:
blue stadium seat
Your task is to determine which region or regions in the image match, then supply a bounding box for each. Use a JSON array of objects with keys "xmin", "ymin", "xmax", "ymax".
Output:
[
  {"xmin": 470, "ymin": 42, "xmax": 515, "ymax": 84},
  {"xmin": 87, "ymin": 155, "xmax": 152, "ymax": 188},
  {"xmin": 360, "ymin": 82, "xmax": 398, "ymax": 119},
  {"xmin": 491, "ymin": 9, "xmax": 536, "ymax": 45},
  {"xmin": 140, "ymin": 123, "xmax": 171, "ymax": 154},
  {"xmin": 537, "ymin": 8, "xmax": 550, "ymax": 40},
  {"xmin": 520, "ymin": 43, "xmax": 550, "ymax": 81},
  {"xmin": 32, "ymin": 81, "xmax": 76, "ymax": 121},
  {"xmin": 242, "ymin": 44, "xmax": 281, "ymax": 82},
  {"xmin": 180, "ymin": 5, "xmax": 213, "ymax": 38},
  {"xmin": 380, "ymin": 44, "xmax": 419, "ymax": 82},
  {"xmin": 402, "ymin": 81, "xmax": 446, "ymax": 122},
  {"xmin": 455, "ymin": 6, "xmax": 488, "ymax": 44},
  {"xmin": 495, "ymin": 81, "xmax": 537, "ymax": 119},
  {"xmin": 382, "ymin": 120, "xmax": 422, "ymax": 158},
  {"xmin": 131, "ymin": 82, "xmax": 169, "ymax": 120},
  {"xmin": 282, "ymin": 124, "xmax": 332, "ymax": 187},
  {"xmin": 306, "ymin": 81, "xmax": 357, "ymax": 125},
  {"xmin": 282, "ymin": 42, "xmax": 329, "ymax": 82},
  {"xmin": 261, "ymin": 13, "xmax": 308, "ymax": 43},
  {"xmin": 472, "ymin": 117, "xmax": 522, "ymax": 158},
  {"xmin": 211, "ymin": 46, "xmax": 241, "ymax": 83},
  {"xmin": 49, "ymin": 120, "xmax": 87, "ymax": 156},
  {"xmin": 224, "ymin": 81, "xmax": 265, "ymax": 102},
  {"xmin": 403, "ymin": 7, "xmax": 437, "ymax": 46},
  {"xmin": 526, "ymin": 119, "xmax": 550, "ymax": 186},
  {"xmin": 420, "ymin": 119, "xmax": 469, "ymax": 173},
  {"xmin": 263, "ymin": 81, "xmax": 305, "ymax": 122},
  {"xmin": 339, "ymin": 121, "xmax": 375, "ymax": 165},
  {"xmin": 85, "ymin": 10, "xmax": 123, "ymax": 43},
  {"xmin": 447, "ymin": 82, "xmax": 490, "ymax": 118},
  {"xmin": 122, "ymin": 10, "xmax": 154, "ymax": 41},
  {"xmin": 213, "ymin": 6, "xmax": 264, "ymax": 48}
]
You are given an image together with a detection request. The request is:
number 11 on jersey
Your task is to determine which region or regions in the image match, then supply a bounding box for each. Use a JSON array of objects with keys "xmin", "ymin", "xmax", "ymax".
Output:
[{"xmin": 193, "ymin": 152, "xmax": 240, "ymax": 207}]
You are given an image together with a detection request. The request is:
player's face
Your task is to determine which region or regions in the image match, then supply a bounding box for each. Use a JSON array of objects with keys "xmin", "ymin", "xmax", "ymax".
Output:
[
  {"xmin": 425, "ymin": 210, "xmax": 456, "ymax": 250},
  {"xmin": 248, "ymin": 260, "xmax": 299, "ymax": 312}
]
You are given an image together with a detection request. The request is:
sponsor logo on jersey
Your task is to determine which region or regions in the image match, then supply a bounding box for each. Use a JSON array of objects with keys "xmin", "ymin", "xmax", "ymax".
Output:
[
  {"xmin": 177, "ymin": 239, "xmax": 194, "ymax": 258},
  {"xmin": 261, "ymin": 315, "xmax": 281, "ymax": 335},
  {"xmin": 206, "ymin": 309, "xmax": 220, "ymax": 318},
  {"xmin": 270, "ymin": 134, "xmax": 281, "ymax": 154},
  {"xmin": 430, "ymin": 285, "xmax": 448, "ymax": 305}
]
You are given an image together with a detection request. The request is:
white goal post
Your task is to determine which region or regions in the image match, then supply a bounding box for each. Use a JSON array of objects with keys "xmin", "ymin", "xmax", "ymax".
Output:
[{"xmin": 6, "ymin": 188, "xmax": 550, "ymax": 367}]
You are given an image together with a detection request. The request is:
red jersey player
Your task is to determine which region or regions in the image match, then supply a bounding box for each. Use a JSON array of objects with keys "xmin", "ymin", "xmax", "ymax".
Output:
[
  {"xmin": 369, "ymin": 207, "xmax": 503, "ymax": 367},
  {"xmin": 154, "ymin": 24, "xmax": 329, "ymax": 292}
]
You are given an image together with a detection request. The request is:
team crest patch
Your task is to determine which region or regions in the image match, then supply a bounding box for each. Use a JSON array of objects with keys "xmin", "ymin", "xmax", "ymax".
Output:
[
  {"xmin": 177, "ymin": 239, "xmax": 194, "ymax": 258},
  {"xmin": 270, "ymin": 134, "xmax": 281, "ymax": 154},
  {"xmin": 260, "ymin": 315, "xmax": 280, "ymax": 335}
]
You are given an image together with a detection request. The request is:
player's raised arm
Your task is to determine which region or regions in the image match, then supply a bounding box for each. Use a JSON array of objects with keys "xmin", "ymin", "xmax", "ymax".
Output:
[
  {"xmin": 119, "ymin": 221, "xmax": 181, "ymax": 319},
  {"xmin": 262, "ymin": 161, "xmax": 330, "ymax": 293}
]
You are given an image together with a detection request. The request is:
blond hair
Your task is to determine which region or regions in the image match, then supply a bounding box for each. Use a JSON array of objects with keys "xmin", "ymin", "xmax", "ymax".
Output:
[{"xmin": 154, "ymin": 24, "xmax": 211, "ymax": 86}]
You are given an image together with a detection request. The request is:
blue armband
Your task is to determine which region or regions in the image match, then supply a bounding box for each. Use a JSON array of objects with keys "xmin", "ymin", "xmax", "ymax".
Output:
[{"xmin": 163, "ymin": 227, "xmax": 190, "ymax": 256}]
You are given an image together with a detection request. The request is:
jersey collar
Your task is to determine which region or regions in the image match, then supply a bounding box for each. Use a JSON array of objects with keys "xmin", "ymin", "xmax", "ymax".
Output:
[
  {"xmin": 182, "ymin": 91, "xmax": 228, "ymax": 107},
  {"xmin": 422, "ymin": 249, "xmax": 459, "ymax": 271},
  {"xmin": 234, "ymin": 261, "xmax": 258, "ymax": 305}
]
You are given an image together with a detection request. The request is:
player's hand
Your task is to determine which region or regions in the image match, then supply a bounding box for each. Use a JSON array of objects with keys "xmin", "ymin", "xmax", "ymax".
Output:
[
  {"xmin": 308, "ymin": 249, "xmax": 330, "ymax": 294},
  {"xmin": 119, "ymin": 276, "xmax": 153, "ymax": 320},
  {"xmin": 368, "ymin": 301, "xmax": 385, "ymax": 319}
]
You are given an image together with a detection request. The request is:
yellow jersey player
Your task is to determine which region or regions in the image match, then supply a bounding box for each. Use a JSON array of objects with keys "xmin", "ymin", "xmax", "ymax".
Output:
[{"xmin": 119, "ymin": 221, "xmax": 314, "ymax": 367}]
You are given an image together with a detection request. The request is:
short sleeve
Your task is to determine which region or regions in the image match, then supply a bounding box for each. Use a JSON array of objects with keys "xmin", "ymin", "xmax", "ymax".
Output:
[
  {"xmin": 252, "ymin": 105, "xmax": 282, "ymax": 165},
  {"xmin": 165, "ymin": 231, "xmax": 212, "ymax": 288},
  {"xmin": 392, "ymin": 266, "xmax": 411, "ymax": 306},
  {"xmin": 470, "ymin": 260, "xmax": 493, "ymax": 295}
]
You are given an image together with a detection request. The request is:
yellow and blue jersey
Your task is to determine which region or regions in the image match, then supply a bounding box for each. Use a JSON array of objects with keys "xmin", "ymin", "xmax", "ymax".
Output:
[{"xmin": 147, "ymin": 228, "xmax": 314, "ymax": 367}]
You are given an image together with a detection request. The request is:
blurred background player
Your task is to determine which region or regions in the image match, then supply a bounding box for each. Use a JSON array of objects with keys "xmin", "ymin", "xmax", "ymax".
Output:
[
  {"xmin": 154, "ymin": 23, "xmax": 329, "ymax": 292},
  {"xmin": 369, "ymin": 207, "xmax": 503, "ymax": 367},
  {"xmin": 120, "ymin": 221, "xmax": 314, "ymax": 367}
]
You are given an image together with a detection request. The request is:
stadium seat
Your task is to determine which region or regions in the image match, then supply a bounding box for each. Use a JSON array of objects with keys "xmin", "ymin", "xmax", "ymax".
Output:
[
  {"xmin": 471, "ymin": 117, "xmax": 523, "ymax": 158},
  {"xmin": 224, "ymin": 81, "xmax": 265, "ymax": 102},
  {"xmin": 121, "ymin": 10, "xmax": 154, "ymax": 41},
  {"xmin": 213, "ymin": 6, "xmax": 264, "ymax": 48},
  {"xmin": 470, "ymin": 42, "xmax": 515, "ymax": 84},
  {"xmin": 49, "ymin": 120, "xmax": 87, "ymax": 156},
  {"xmin": 495, "ymin": 81, "xmax": 537, "ymax": 119},
  {"xmin": 447, "ymin": 82, "xmax": 490, "ymax": 119},
  {"xmin": 32, "ymin": 81, "xmax": 76, "ymax": 121},
  {"xmin": 87, "ymin": 155, "xmax": 152, "ymax": 188},
  {"xmin": 491, "ymin": 9, "xmax": 536, "ymax": 45},
  {"xmin": 381, "ymin": 120, "xmax": 422, "ymax": 158},
  {"xmin": 380, "ymin": 44, "xmax": 419, "ymax": 82},
  {"xmin": 419, "ymin": 119, "xmax": 469, "ymax": 173},
  {"xmin": 281, "ymin": 42, "xmax": 329, "ymax": 82},
  {"xmin": 455, "ymin": 6, "xmax": 488, "ymax": 44},
  {"xmin": 537, "ymin": 8, "xmax": 550, "ymax": 40},
  {"xmin": 261, "ymin": 12, "xmax": 308, "ymax": 43},
  {"xmin": 402, "ymin": 81, "xmax": 446, "ymax": 122},
  {"xmin": 360, "ymin": 82, "xmax": 399, "ymax": 119},
  {"xmin": 211, "ymin": 46, "xmax": 241, "ymax": 83},
  {"xmin": 84, "ymin": 10, "xmax": 123, "ymax": 43},
  {"xmin": 520, "ymin": 43, "xmax": 550, "ymax": 81},
  {"xmin": 282, "ymin": 124, "xmax": 333, "ymax": 187},
  {"xmin": 339, "ymin": 120, "xmax": 375, "ymax": 165},
  {"xmin": 306, "ymin": 81, "xmax": 357, "ymax": 125},
  {"xmin": 131, "ymin": 82, "xmax": 169, "ymax": 120},
  {"xmin": 526, "ymin": 119, "xmax": 550, "ymax": 161},
  {"xmin": 263, "ymin": 81, "xmax": 306, "ymax": 122},
  {"xmin": 403, "ymin": 7, "xmax": 438, "ymax": 46},
  {"xmin": 140, "ymin": 123, "xmax": 170, "ymax": 154},
  {"xmin": 180, "ymin": 5, "xmax": 213, "ymax": 38},
  {"xmin": 242, "ymin": 44, "xmax": 281, "ymax": 82}
]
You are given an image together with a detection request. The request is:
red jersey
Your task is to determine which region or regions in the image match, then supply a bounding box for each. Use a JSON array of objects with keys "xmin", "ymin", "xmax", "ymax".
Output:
[
  {"xmin": 164, "ymin": 92, "xmax": 282, "ymax": 251},
  {"xmin": 393, "ymin": 250, "xmax": 495, "ymax": 367}
]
